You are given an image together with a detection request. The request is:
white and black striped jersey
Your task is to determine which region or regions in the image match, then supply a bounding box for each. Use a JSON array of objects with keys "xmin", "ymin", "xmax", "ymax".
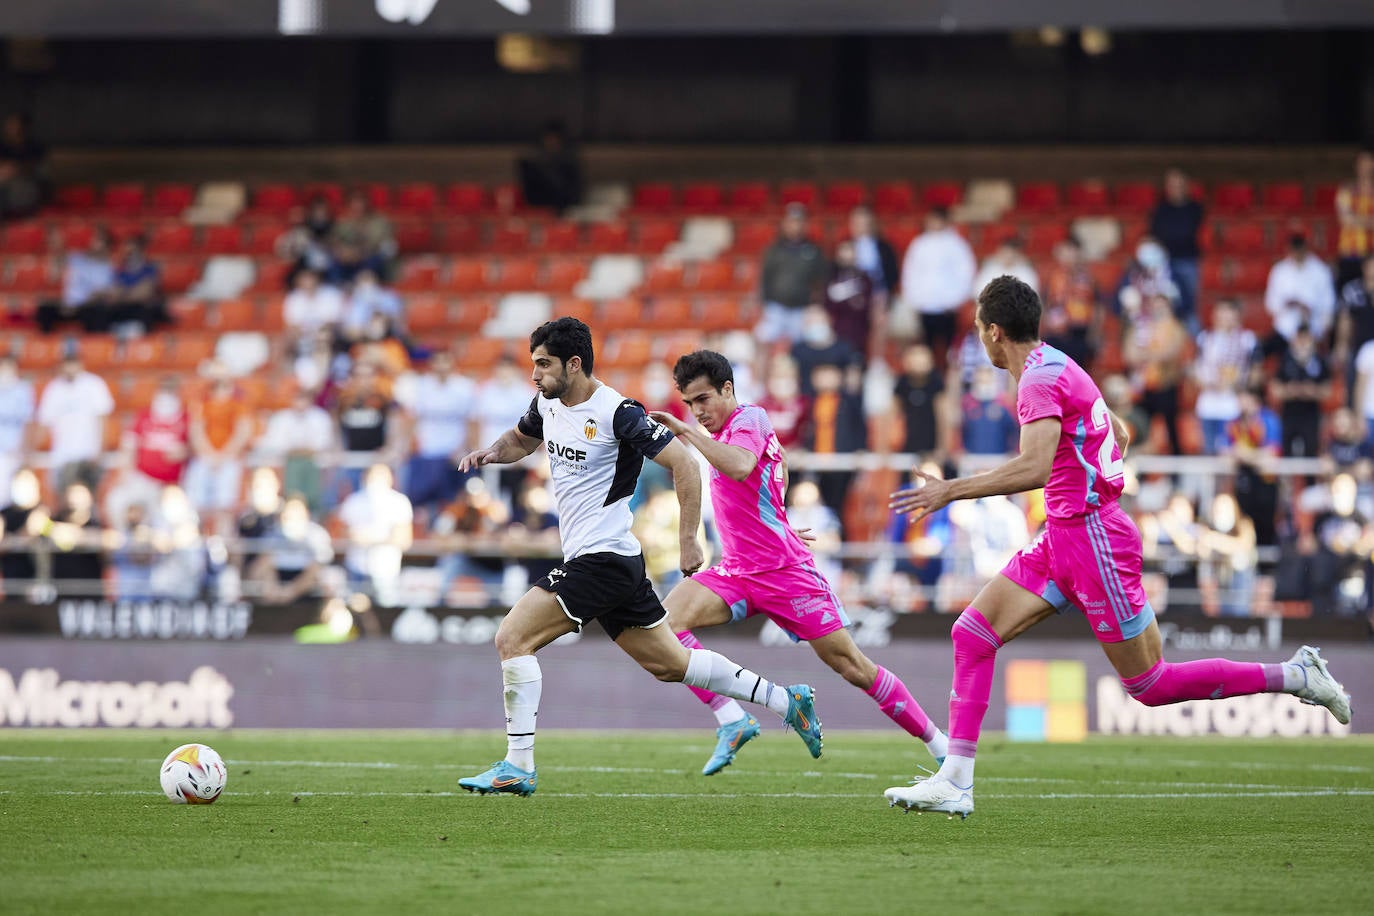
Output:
[{"xmin": 517, "ymin": 384, "xmax": 674, "ymax": 561}]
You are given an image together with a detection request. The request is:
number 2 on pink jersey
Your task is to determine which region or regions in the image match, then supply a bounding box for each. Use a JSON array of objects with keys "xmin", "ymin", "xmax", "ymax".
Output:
[{"xmin": 1090, "ymin": 397, "xmax": 1125, "ymax": 480}]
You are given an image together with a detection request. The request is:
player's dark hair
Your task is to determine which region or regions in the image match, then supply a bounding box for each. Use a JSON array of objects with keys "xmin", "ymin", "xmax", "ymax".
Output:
[
  {"xmin": 977, "ymin": 275, "xmax": 1042, "ymax": 343},
  {"xmin": 672, "ymin": 349, "xmax": 734, "ymax": 393},
  {"xmin": 530, "ymin": 317, "xmax": 594, "ymax": 375}
]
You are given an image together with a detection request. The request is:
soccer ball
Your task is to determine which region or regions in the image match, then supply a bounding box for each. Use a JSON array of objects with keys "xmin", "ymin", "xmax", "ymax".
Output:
[{"xmin": 159, "ymin": 743, "xmax": 227, "ymax": 804}]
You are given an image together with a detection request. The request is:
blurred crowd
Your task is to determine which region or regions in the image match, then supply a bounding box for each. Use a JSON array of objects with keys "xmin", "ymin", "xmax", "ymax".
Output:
[{"xmin": 2, "ymin": 149, "xmax": 1374, "ymax": 623}]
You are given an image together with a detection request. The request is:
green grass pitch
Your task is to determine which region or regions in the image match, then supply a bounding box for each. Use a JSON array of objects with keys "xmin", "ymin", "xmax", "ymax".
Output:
[{"xmin": 3, "ymin": 730, "xmax": 1372, "ymax": 915}]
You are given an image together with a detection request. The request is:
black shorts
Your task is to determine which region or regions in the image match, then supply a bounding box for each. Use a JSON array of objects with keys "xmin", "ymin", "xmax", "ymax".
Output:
[{"xmin": 535, "ymin": 551, "xmax": 667, "ymax": 640}]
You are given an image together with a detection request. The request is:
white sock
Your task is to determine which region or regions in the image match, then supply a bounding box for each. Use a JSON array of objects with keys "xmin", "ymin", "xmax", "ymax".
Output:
[
  {"xmin": 683, "ymin": 649, "xmax": 791, "ymax": 718},
  {"xmin": 926, "ymin": 728, "xmax": 949, "ymax": 762},
  {"xmin": 1282, "ymin": 662, "xmax": 1306, "ymax": 693},
  {"xmin": 713, "ymin": 700, "xmax": 748, "ymax": 726},
  {"xmin": 940, "ymin": 754, "xmax": 975, "ymax": 789},
  {"xmin": 501, "ymin": 655, "xmax": 541, "ymax": 772}
]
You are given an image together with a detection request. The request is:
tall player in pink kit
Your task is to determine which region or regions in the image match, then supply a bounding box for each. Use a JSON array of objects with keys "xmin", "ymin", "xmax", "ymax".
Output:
[
  {"xmin": 883, "ymin": 276, "xmax": 1352, "ymax": 819},
  {"xmin": 650, "ymin": 350, "xmax": 948, "ymax": 775}
]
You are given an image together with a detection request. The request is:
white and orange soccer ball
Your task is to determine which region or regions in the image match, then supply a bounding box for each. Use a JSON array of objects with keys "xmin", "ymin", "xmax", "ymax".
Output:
[{"xmin": 159, "ymin": 743, "xmax": 227, "ymax": 804}]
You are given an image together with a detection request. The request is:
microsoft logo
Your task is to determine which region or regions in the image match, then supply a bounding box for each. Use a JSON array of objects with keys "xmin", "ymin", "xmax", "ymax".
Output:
[{"xmin": 1005, "ymin": 659, "xmax": 1087, "ymax": 742}]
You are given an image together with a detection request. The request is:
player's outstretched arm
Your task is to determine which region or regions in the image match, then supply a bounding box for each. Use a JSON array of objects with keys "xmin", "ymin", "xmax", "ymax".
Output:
[
  {"xmin": 648, "ymin": 411, "xmax": 758, "ymax": 481},
  {"xmin": 889, "ymin": 417, "xmax": 1058, "ymax": 520},
  {"xmin": 456, "ymin": 428, "xmax": 540, "ymax": 472},
  {"xmin": 651, "ymin": 438, "xmax": 705, "ymax": 575}
]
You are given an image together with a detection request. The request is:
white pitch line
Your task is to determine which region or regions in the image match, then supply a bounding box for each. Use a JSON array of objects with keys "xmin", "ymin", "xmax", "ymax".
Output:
[{"xmin": 2, "ymin": 788, "xmax": 1373, "ymax": 800}]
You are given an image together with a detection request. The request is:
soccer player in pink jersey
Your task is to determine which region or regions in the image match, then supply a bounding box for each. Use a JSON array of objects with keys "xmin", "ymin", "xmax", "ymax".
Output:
[
  {"xmin": 883, "ymin": 276, "xmax": 1352, "ymax": 819},
  {"xmin": 649, "ymin": 350, "xmax": 948, "ymax": 775}
]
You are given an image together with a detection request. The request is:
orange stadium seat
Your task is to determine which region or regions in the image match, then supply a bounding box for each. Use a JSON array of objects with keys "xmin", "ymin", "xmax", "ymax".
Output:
[
  {"xmin": 1066, "ymin": 180, "xmax": 1110, "ymax": 211},
  {"xmin": 601, "ymin": 332, "xmax": 654, "ymax": 370},
  {"xmin": 2, "ymin": 222, "xmax": 47, "ymax": 255},
  {"xmin": 681, "ymin": 182, "xmax": 724, "ymax": 213},
  {"xmin": 1228, "ymin": 258, "xmax": 1270, "ymax": 294},
  {"xmin": 120, "ymin": 374, "xmax": 163, "ymax": 412},
  {"xmin": 541, "ymin": 222, "xmax": 581, "ymax": 253},
  {"xmin": 245, "ymin": 223, "xmax": 287, "ymax": 256},
  {"xmin": 728, "ymin": 182, "xmax": 771, "ymax": 214},
  {"xmin": 149, "ymin": 184, "xmax": 195, "ymax": 216},
  {"xmin": 633, "ymin": 183, "xmax": 676, "ymax": 212},
  {"xmin": 695, "ymin": 296, "xmax": 750, "ymax": 333},
  {"xmin": 1211, "ymin": 182, "xmax": 1255, "ymax": 214},
  {"xmin": 106, "ymin": 220, "xmax": 144, "ymax": 246},
  {"xmin": 494, "ymin": 257, "xmax": 540, "ymax": 292},
  {"xmin": 445, "ymin": 258, "xmax": 484, "ymax": 293},
  {"xmin": 167, "ymin": 297, "xmax": 206, "ymax": 330},
  {"xmin": 600, "ymin": 297, "xmax": 645, "ymax": 329},
  {"xmin": 395, "ymin": 183, "xmax": 438, "ymax": 214},
  {"xmin": 394, "ymin": 258, "xmax": 441, "ymax": 292},
  {"xmin": 404, "ymin": 296, "xmax": 450, "ymax": 332},
  {"xmin": 872, "ymin": 181, "xmax": 915, "ymax": 215},
  {"xmin": 634, "ymin": 218, "xmax": 679, "ymax": 254},
  {"xmin": 732, "ymin": 219, "xmax": 776, "ymax": 255},
  {"xmin": 251, "ymin": 184, "xmax": 299, "ymax": 215},
  {"xmin": 444, "ymin": 183, "xmax": 491, "ymax": 214},
  {"xmin": 550, "ymin": 296, "xmax": 597, "ymax": 325},
  {"xmin": 654, "ymin": 330, "xmax": 701, "ymax": 363},
  {"xmin": 149, "ymin": 223, "xmax": 194, "ymax": 255},
  {"xmin": 586, "ymin": 222, "xmax": 630, "ymax": 252},
  {"xmin": 921, "ymin": 181, "xmax": 962, "ymax": 209},
  {"xmin": 165, "ymin": 333, "xmax": 216, "ymax": 371},
  {"xmin": 80, "ymin": 336, "xmax": 119, "ymax": 371},
  {"xmin": 437, "ymin": 221, "xmax": 480, "ymax": 253},
  {"xmin": 200, "ymin": 224, "xmax": 243, "ymax": 254},
  {"xmin": 210, "ymin": 298, "xmax": 258, "ymax": 332},
  {"xmin": 690, "ymin": 260, "xmax": 735, "ymax": 293},
  {"xmin": 1016, "ymin": 182, "xmax": 1061, "ymax": 213},
  {"xmin": 247, "ymin": 259, "xmax": 289, "ymax": 293},
  {"xmin": 643, "ymin": 261, "xmax": 686, "ymax": 294},
  {"xmin": 460, "ymin": 336, "xmax": 508, "ymax": 374},
  {"xmin": 544, "ymin": 257, "xmax": 587, "ymax": 293},
  {"xmin": 18, "ymin": 335, "xmax": 63, "ymax": 370},
  {"xmin": 451, "ymin": 296, "xmax": 496, "ymax": 331},
  {"xmin": 4, "ymin": 258, "xmax": 53, "ymax": 293},
  {"xmin": 779, "ymin": 181, "xmax": 818, "ymax": 209},
  {"xmin": 647, "ymin": 296, "xmax": 693, "ymax": 329},
  {"xmin": 101, "ymin": 183, "xmax": 145, "ymax": 214},
  {"xmin": 54, "ymin": 185, "xmax": 97, "ymax": 211},
  {"xmin": 824, "ymin": 182, "xmax": 867, "ymax": 212}
]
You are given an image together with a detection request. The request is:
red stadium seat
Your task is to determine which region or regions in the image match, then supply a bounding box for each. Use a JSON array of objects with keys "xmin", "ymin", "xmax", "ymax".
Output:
[
  {"xmin": 394, "ymin": 222, "xmax": 434, "ymax": 254},
  {"xmin": 1024, "ymin": 222, "xmax": 1068, "ymax": 257},
  {"xmin": 728, "ymin": 182, "xmax": 771, "ymax": 214},
  {"xmin": 1262, "ymin": 182, "xmax": 1305, "ymax": 213},
  {"xmin": 694, "ymin": 295, "xmax": 750, "ymax": 333},
  {"xmin": 101, "ymin": 183, "xmax": 145, "ymax": 214},
  {"xmin": 3, "ymin": 258, "xmax": 53, "ymax": 293},
  {"xmin": 106, "ymin": 220, "xmax": 145, "ymax": 246},
  {"xmin": 681, "ymin": 182, "xmax": 724, "ymax": 213},
  {"xmin": 544, "ymin": 257, "xmax": 588, "ymax": 293},
  {"xmin": 872, "ymin": 182, "xmax": 915, "ymax": 215},
  {"xmin": 121, "ymin": 337, "xmax": 166, "ymax": 372},
  {"xmin": 395, "ymin": 183, "xmax": 438, "ymax": 214},
  {"xmin": 1215, "ymin": 221, "xmax": 1267, "ymax": 255},
  {"xmin": 453, "ymin": 296, "xmax": 498, "ymax": 331},
  {"xmin": 302, "ymin": 182, "xmax": 345, "ymax": 210},
  {"xmin": 779, "ymin": 182, "xmax": 818, "ymax": 209},
  {"xmin": 393, "ymin": 258, "xmax": 441, "ymax": 292},
  {"xmin": 1312, "ymin": 184, "xmax": 1340, "ymax": 212},
  {"xmin": 633, "ymin": 218, "xmax": 680, "ymax": 254},
  {"xmin": 633, "ymin": 183, "xmax": 676, "ymax": 212},
  {"xmin": 247, "ymin": 259, "xmax": 290, "ymax": 293},
  {"xmin": 1228, "ymin": 258, "xmax": 1270, "ymax": 294},
  {"xmin": 444, "ymin": 183, "xmax": 491, "ymax": 214},
  {"xmin": 551, "ymin": 296, "xmax": 597, "ymax": 325},
  {"xmin": 2, "ymin": 222, "xmax": 47, "ymax": 255},
  {"xmin": 245, "ymin": 223, "xmax": 288, "ymax": 256},
  {"xmin": 824, "ymin": 182, "xmax": 868, "ymax": 212},
  {"xmin": 921, "ymin": 181, "xmax": 962, "ymax": 210},
  {"xmin": 436, "ymin": 221, "xmax": 480, "ymax": 253},
  {"xmin": 1113, "ymin": 182, "xmax": 1158, "ymax": 212},
  {"xmin": 1066, "ymin": 180, "xmax": 1110, "ymax": 212},
  {"xmin": 1016, "ymin": 182, "xmax": 1061, "ymax": 213},
  {"xmin": 149, "ymin": 184, "xmax": 196, "ymax": 217},
  {"xmin": 362, "ymin": 183, "xmax": 392, "ymax": 212},
  {"xmin": 54, "ymin": 185, "xmax": 97, "ymax": 211},
  {"xmin": 488, "ymin": 221, "xmax": 530, "ymax": 254},
  {"xmin": 1211, "ymin": 182, "xmax": 1255, "ymax": 214},
  {"xmin": 160, "ymin": 260, "xmax": 202, "ymax": 295},
  {"xmin": 586, "ymin": 222, "xmax": 630, "ymax": 252},
  {"xmin": 540, "ymin": 222, "xmax": 581, "ymax": 253},
  {"xmin": 148, "ymin": 223, "xmax": 195, "ymax": 256},
  {"xmin": 731, "ymin": 219, "xmax": 776, "ymax": 255},
  {"xmin": 58, "ymin": 222, "xmax": 95, "ymax": 252},
  {"xmin": 251, "ymin": 184, "xmax": 299, "ymax": 215},
  {"xmin": 977, "ymin": 222, "xmax": 1021, "ymax": 256},
  {"xmin": 200, "ymin": 224, "xmax": 243, "ymax": 254},
  {"xmin": 601, "ymin": 332, "xmax": 654, "ymax": 370}
]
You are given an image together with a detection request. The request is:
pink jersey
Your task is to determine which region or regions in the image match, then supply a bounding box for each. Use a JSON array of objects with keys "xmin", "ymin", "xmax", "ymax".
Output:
[
  {"xmin": 710, "ymin": 404, "xmax": 814, "ymax": 575},
  {"xmin": 1016, "ymin": 343, "xmax": 1125, "ymax": 520}
]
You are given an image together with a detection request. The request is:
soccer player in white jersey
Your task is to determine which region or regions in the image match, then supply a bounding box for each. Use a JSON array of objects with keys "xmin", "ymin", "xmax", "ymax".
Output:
[
  {"xmin": 882, "ymin": 276, "xmax": 1350, "ymax": 819},
  {"xmin": 456, "ymin": 318, "xmax": 824, "ymax": 796},
  {"xmin": 649, "ymin": 350, "xmax": 948, "ymax": 775}
]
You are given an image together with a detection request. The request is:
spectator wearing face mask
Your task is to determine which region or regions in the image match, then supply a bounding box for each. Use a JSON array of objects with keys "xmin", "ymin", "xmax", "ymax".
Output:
[
  {"xmin": 1115, "ymin": 237, "xmax": 1179, "ymax": 327},
  {"xmin": 106, "ymin": 377, "xmax": 190, "ymax": 526},
  {"xmin": 756, "ymin": 357, "xmax": 808, "ymax": 451},
  {"xmin": 790, "ymin": 305, "xmax": 860, "ymax": 399},
  {"xmin": 961, "ymin": 364, "xmax": 1018, "ymax": 456},
  {"xmin": 246, "ymin": 495, "xmax": 333, "ymax": 604},
  {"xmin": 342, "ymin": 269, "xmax": 403, "ymax": 343}
]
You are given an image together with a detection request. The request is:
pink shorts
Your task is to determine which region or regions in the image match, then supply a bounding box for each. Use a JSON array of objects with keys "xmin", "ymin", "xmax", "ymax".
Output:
[
  {"xmin": 1000, "ymin": 501, "xmax": 1155, "ymax": 644},
  {"xmin": 691, "ymin": 561, "xmax": 850, "ymax": 643}
]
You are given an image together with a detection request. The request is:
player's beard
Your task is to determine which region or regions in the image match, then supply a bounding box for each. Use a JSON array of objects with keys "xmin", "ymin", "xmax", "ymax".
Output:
[{"xmin": 538, "ymin": 370, "xmax": 568, "ymax": 400}]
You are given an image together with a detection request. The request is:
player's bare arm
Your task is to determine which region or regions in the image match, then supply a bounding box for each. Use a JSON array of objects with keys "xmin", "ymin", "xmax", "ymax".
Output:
[
  {"xmin": 889, "ymin": 417, "xmax": 1059, "ymax": 519},
  {"xmin": 457, "ymin": 427, "xmax": 540, "ymax": 472},
  {"xmin": 649, "ymin": 410, "xmax": 758, "ymax": 481},
  {"xmin": 651, "ymin": 437, "xmax": 706, "ymax": 574}
]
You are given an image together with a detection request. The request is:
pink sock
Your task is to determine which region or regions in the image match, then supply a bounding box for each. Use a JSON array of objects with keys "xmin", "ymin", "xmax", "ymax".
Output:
[
  {"xmin": 948, "ymin": 607, "xmax": 1002, "ymax": 759},
  {"xmin": 1122, "ymin": 658, "xmax": 1283, "ymax": 706},
  {"xmin": 866, "ymin": 665, "xmax": 936, "ymax": 742},
  {"xmin": 676, "ymin": 630, "xmax": 733, "ymax": 712}
]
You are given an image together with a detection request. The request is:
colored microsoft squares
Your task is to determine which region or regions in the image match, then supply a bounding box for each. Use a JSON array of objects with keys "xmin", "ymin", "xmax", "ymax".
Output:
[{"xmin": 1005, "ymin": 659, "xmax": 1087, "ymax": 742}]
